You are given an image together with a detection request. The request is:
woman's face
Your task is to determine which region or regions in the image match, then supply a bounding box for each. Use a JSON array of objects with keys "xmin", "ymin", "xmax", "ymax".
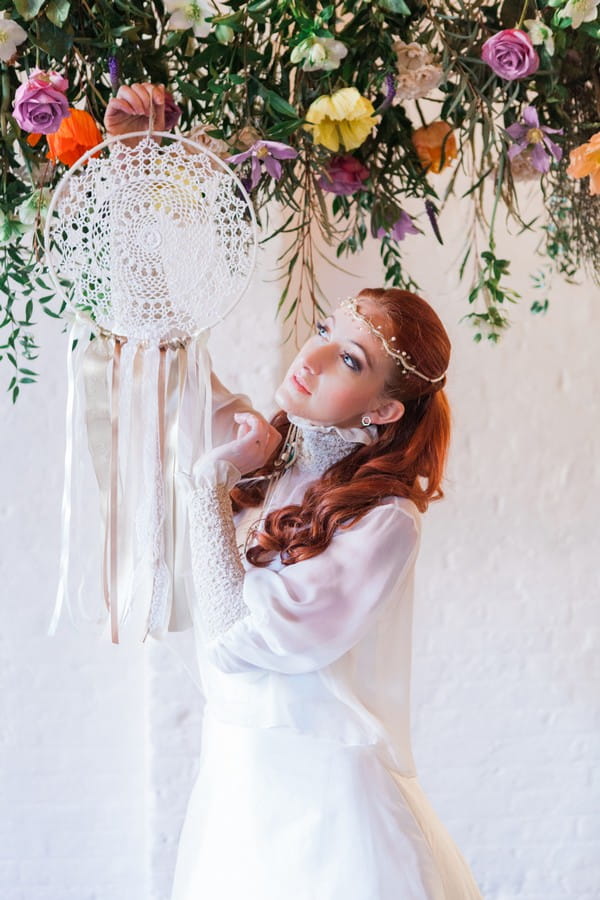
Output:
[{"xmin": 274, "ymin": 299, "xmax": 405, "ymax": 428}]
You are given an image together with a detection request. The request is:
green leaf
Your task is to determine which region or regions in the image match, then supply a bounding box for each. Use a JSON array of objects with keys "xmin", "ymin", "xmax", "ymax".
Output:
[
  {"xmin": 378, "ymin": 0, "xmax": 411, "ymax": 14},
  {"xmin": 13, "ymin": 0, "xmax": 45, "ymax": 20},
  {"xmin": 580, "ymin": 21, "xmax": 600, "ymax": 38},
  {"xmin": 46, "ymin": 0, "xmax": 70, "ymax": 27},
  {"xmin": 247, "ymin": 0, "xmax": 275, "ymax": 11},
  {"xmin": 32, "ymin": 17, "xmax": 74, "ymax": 56},
  {"xmin": 261, "ymin": 89, "xmax": 299, "ymax": 119}
]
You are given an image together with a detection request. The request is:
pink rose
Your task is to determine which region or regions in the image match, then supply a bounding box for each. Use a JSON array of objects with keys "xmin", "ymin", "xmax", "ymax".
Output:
[
  {"xmin": 481, "ymin": 29, "xmax": 539, "ymax": 80},
  {"xmin": 28, "ymin": 68, "xmax": 69, "ymax": 93},
  {"xmin": 318, "ymin": 154, "xmax": 369, "ymax": 195},
  {"xmin": 13, "ymin": 70, "xmax": 70, "ymax": 134}
]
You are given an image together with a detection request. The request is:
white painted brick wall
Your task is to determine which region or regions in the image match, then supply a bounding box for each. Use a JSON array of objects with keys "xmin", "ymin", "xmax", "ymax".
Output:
[{"xmin": 2, "ymin": 196, "xmax": 599, "ymax": 899}]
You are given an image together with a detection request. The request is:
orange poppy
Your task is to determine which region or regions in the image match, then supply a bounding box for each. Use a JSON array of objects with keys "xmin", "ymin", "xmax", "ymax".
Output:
[
  {"xmin": 411, "ymin": 121, "xmax": 457, "ymax": 174},
  {"xmin": 46, "ymin": 108, "xmax": 103, "ymax": 167},
  {"xmin": 566, "ymin": 131, "xmax": 600, "ymax": 195}
]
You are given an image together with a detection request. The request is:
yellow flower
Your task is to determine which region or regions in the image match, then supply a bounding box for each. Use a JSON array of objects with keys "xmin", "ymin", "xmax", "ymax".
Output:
[{"xmin": 303, "ymin": 87, "xmax": 379, "ymax": 152}]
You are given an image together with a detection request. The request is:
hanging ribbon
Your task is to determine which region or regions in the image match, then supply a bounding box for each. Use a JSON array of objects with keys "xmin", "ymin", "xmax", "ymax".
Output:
[
  {"xmin": 49, "ymin": 323, "xmax": 217, "ymax": 644},
  {"xmin": 49, "ymin": 315, "xmax": 94, "ymax": 636}
]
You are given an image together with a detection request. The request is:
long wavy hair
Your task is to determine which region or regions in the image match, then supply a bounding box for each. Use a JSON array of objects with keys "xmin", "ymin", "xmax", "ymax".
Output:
[{"xmin": 230, "ymin": 287, "xmax": 452, "ymax": 566}]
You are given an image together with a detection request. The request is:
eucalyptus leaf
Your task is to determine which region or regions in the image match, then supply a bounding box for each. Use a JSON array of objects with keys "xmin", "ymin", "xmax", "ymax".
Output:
[
  {"xmin": 46, "ymin": 0, "xmax": 70, "ymax": 27},
  {"xmin": 13, "ymin": 0, "xmax": 45, "ymax": 20},
  {"xmin": 377, "ymin": 0, "xmax": 411, "ymax": 15},
  {"xmin": 32, "ymin": 17, "xmax": 74, "ymax": 56}
]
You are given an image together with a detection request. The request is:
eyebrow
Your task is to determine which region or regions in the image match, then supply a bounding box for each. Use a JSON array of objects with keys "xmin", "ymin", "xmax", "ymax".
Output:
[{"xmin": 329, "ymin": 312, "xmax": 374, "ymax": 370}]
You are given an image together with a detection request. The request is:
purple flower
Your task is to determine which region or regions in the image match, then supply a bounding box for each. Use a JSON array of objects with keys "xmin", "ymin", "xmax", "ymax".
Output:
[
  {"xmin": 12, "ymin": 69, "xmax": 70, "ymax": 134},
  {"xmin": 376, "ymin": 73, "xmax": 396, "ymax": 114},
  {"xmin": 226, "ymin": 140, "xmax": 298, "ymax": 189},
  {"xmin": 318, "ymin": 155, "xmax": 369, "ymax": 195},
  {"xmin": 424, "ymin": 199, "xmax": 443, "ymax": 245},
  {"xmin": 108, "ymin": 56, "xmax": 120, "ymax": 92},
  {"xmin": 481, "ymin": 29, "xmax": 539, "ymax": 81},
  {"xmin": 376, "ymin": 210, "xmax": 419, "ymax": 242},
  {"xmin": 505, "ymin": 106, "xmax": 563, "ymax": 174}
]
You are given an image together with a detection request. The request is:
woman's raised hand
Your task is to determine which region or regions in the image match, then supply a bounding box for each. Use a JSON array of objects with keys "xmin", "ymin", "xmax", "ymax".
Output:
[
  {"xmin": 104, "ymin": 83, "xmax": 181, "ymax": 148},
  {"xmin": 211, "ymin": 411, "xmax": 282, "ymax": 475}
]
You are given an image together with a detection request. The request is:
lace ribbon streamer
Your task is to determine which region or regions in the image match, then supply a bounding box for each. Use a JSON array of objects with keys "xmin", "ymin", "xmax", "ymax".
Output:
[{"xmin": 48, "ymin": 318, "xmax": 213, "ymax": 644}]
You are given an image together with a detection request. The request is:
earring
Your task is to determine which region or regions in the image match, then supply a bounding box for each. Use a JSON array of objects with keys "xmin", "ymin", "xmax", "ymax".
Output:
[{"xmin": 361, "ymin": 414, "xmax": 372, "ymax": 427}]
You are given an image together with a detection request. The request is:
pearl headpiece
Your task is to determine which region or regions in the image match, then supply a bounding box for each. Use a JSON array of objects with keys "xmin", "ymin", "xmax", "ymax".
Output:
[{"xmin": 340, "ymin": 296, "xmax": 447, "ymax": 384}]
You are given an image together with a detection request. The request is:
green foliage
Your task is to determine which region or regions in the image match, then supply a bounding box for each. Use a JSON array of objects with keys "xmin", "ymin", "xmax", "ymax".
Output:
[{"xmin": 0, "ymin": 0, "xmax": 599, "ymax": 395}]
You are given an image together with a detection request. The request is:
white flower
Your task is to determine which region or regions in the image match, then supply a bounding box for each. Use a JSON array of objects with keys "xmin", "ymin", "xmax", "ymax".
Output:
[
  {"xmin": 290, "ymin": 36, "xmax": 348, "ymax": 72},
  {"xmin": 0, "ymin": 13, "xmax": 28, "ymax": 63},
  {"xmin": 557, "ymin": 0, "xmax": 600, "ymax": 29},
  {"xmin": 523, "ymin": 19, "xmax": 555, "ymax": 55},
  {"xmin": 164, "ymin": 0, "xmax": 229, "ymax": 39},
  {"xmin": 393, "ymin": 40, "xmax": 443, "ymax": 101},
  {"xmin": 17, "ymin": 188, "xmax": 52, "ymax": 226}
]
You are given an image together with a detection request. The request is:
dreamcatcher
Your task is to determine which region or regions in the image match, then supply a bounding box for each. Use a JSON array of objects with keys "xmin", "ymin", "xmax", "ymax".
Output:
[{"xmin": 44, "ymin": 129, "xmax": 257, "ymax": 644}]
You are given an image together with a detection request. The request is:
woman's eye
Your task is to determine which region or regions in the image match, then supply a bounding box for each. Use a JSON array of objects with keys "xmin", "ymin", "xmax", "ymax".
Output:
[
  {"xmin": 342, "ymin": 352, "xmax": 361, "ymax": 372},
  {"xmin": 315, "ymin": 321, "xmax": 360, "ymax": 372}
]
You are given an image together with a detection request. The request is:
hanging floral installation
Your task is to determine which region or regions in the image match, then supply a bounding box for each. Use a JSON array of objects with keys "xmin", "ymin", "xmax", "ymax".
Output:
[{"xmin": 0, "ymin": 0, "xmax": 599, "ymax": 399}]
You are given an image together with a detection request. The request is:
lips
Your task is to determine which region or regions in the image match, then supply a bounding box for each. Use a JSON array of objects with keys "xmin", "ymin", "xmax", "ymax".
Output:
[{"xmin": 291, "ymin": 372, "xmax": 311, "ymax": 395}]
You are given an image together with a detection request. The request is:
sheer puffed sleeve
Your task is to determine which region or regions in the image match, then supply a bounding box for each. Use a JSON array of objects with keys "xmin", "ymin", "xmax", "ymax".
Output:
[{"xmin": 186, "ymin": 454, "xmax": 421, "ymax": 675}]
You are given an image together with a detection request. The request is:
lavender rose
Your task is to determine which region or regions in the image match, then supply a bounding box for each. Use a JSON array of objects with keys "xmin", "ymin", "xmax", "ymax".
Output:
[
  {"xmin": 481, "ymin": 29, "xmax": 539, "ymax": 80},
  {"xmin": 12, "ymin": 69, "xmax": 70, "ymax": 134},
  {"xmin": 318, "ymin": 155, "xmax": 369, "ymax": 195}
]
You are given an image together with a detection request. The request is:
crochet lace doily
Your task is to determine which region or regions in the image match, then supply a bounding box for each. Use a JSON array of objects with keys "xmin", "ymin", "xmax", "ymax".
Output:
[{"xmin": 44, "ymin": 132, "xmax": 257, "ymax": 342}]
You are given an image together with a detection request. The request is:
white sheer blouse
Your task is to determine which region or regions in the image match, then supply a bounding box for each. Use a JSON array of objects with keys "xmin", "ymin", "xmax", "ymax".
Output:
[{"xmin": 187, "ymin": 366, "xmax": 423, "ymax": 777}]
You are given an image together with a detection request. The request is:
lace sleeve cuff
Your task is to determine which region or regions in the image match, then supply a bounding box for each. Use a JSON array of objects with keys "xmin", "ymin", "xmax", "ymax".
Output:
[{"xmin": 187, "ymin": 456, "xmax": 250, "ymax": 641}]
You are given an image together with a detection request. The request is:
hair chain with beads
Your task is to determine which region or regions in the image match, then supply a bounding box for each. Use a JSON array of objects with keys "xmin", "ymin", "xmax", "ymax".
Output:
[{"xmin": 340, "ymin": 296, "xmax": 447, "ymax": 384}]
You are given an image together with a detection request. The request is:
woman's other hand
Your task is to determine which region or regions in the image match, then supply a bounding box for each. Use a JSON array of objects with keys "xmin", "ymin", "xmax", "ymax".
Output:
[{"xmin": 212, "ymin": 412, "xmax": 282, "ymax": 475}]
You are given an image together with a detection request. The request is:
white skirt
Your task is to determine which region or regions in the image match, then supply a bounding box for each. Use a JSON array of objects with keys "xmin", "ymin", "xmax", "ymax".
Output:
[{"xmin": 170, "ymin": 707, "xmax": 482, "ymax": 900}]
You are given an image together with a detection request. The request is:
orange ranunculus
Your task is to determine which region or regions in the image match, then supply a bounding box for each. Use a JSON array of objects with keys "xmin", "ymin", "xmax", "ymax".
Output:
[
  {"xmin": 46, "ymin": 108, "xmax": 103, "ymax": 167},
  {"xmin": 411, "ymin": 120, "xmax": 457, "ymax": 174},
  {"xmin": 567, "ymin": 131, "xmax": 600, "ymax": 195}
]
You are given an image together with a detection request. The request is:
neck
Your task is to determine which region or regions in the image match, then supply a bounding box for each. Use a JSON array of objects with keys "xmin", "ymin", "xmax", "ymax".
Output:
[{"xmin": 286, "ymin": 413, "xmax": 378, "ymax": 476}]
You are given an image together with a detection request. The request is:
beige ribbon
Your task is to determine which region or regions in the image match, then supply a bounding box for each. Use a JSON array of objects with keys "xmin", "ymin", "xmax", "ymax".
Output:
[
  {"xmin": 81, "ymin": 331, "xmax": 125, "ymax": 643},
  {"xmin": 108, "ymin": 337, "xmax": 123, "ymax": 642},
  {"xmin": 51, "ymin": 323, "xmax": 215, "ymax": 644}
]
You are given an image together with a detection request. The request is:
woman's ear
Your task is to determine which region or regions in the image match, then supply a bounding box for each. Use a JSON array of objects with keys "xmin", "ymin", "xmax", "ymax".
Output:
[{"xmin": 368, "ymin": 398, "xmax": 405, "ymax": 425}]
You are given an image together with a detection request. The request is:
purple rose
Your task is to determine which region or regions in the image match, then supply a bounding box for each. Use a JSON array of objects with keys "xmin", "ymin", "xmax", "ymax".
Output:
[
  {"xmin": 318, "ymin": 155, "xmax": 369, "ymax": 195},
  {"xmin": 481, "ymin": 29, "xmax": 539, "ymax": 81},
  {"xmin": 13, "ymin": 70, "xmax": 70, "ymax": 134}
]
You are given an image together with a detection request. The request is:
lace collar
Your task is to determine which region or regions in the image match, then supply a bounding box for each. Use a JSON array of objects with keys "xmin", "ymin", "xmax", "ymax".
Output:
[{"xmin": 286, "ymin": 413, "xmax": 378, "ymax": 476}]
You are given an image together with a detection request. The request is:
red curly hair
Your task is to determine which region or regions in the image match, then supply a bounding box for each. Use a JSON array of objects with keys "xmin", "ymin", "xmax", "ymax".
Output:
[{"xmin": 230, "ymin": 287, "xmax": 452, "ymax": 566}]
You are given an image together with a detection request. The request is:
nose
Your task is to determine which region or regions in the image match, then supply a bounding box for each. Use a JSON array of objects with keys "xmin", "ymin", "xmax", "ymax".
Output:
[{"xmin": 298, "ymin": 341, "xmax": 333, "ymax": 375}]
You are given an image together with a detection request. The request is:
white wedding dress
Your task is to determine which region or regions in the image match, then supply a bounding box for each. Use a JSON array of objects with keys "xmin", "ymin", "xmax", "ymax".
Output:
[{"xmin": 169, "ymin": 370, "xmax": 483, "ymax": 900}]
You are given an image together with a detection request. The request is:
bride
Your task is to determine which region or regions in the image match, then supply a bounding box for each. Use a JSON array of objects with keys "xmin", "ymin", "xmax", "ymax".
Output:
[{"xmin": 171, "ymin": 286, "xmax": 483, "ymax": 900}]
